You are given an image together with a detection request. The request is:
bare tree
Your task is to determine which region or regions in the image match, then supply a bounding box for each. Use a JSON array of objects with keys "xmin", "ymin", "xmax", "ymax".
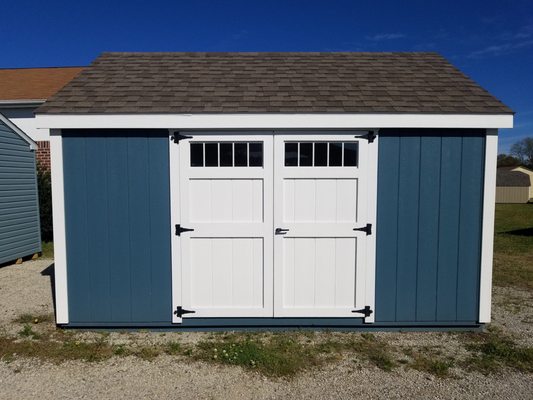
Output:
[{"xmin": 510, "ymin": 137, "xmax": 533, "ymax": 168}]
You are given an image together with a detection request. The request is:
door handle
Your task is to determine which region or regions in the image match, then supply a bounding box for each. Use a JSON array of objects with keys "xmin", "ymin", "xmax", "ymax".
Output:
[{"xmin": 275, "ymin": 228, "xmax": 289, "ymax": 235}]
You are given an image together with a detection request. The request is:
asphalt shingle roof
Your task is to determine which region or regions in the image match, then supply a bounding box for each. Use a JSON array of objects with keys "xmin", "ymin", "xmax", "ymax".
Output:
[
  {"xmin": 497, "ymin": 168, "xmax": 531, "ymax": 187},
  {"xmin": 36, "ymin": 52, "xmax": 512, "ymax": 114},
  {"xmin": 0, "ymin": 67, "xmax": 84, "ymax": 101}
]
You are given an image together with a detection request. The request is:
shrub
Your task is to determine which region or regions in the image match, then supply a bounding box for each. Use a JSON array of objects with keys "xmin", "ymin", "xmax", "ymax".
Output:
[{"xmin": 37, "ymin": 164, "xmax": 53, "ymax": 242}]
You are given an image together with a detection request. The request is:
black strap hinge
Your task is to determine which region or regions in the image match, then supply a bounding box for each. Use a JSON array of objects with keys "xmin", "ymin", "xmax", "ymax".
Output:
[
  {"xmin": 172, "ymin": 132, "xmax": 192, "ymax": 143},
  {"xmin": 174, "ymin": 306, "xmax": 195, "ymax": 318},
  {"xmin": 352, "ymin": 306, "xmax": 373, "ymax": 317},
  {"xmin": 175, "ymin": 224, "xmax": 194, "ymax": 236},
  {"xmin": 353, "ymin": 223, "xmax": 372, "ymax": 235},
  {"xmin": 357, "ymin": 130, "xmax": 376, "ymax": 143}
]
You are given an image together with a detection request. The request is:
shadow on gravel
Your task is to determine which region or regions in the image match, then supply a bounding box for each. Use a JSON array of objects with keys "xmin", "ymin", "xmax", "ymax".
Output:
[{"xmin": 41, "ymin": 263, "xmax": 57, "ymax": 319}]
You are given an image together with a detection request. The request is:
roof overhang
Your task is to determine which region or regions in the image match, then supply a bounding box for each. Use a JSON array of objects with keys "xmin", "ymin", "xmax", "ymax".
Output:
[
  {"xmin": 0, "ymin": 99, "xmax": 46, "ymax": 108},
  {"xmin": 0, "ymin": 112, "xmax": 38, "ymax": 149},
  {"xmin": 35, "ymin": 113, "xmax": 514, "ymax": 130}
]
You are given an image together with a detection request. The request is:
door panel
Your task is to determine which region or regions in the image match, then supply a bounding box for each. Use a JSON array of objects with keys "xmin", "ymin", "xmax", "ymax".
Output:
[
  {"xmin": 274, "ymin": 134, "xmax": 369, "ymax": 318},
  {"xmin": 178, "ymin": 134, "xmax": 273, "ymax": 319}
]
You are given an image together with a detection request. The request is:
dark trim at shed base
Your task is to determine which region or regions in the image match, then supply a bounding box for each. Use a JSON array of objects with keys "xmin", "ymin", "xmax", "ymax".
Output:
[{"xmin": 61, "ymin": 319, "xmax": 485, "ymax": 332}]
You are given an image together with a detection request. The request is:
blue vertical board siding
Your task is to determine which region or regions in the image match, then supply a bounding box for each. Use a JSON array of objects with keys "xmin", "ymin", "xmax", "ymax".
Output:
[
  {"xmin": 63, "ymin": 130, "xmax": 171, "ymax": 324},
  {"xmin": 416, "ymin": 137, "xmax": 441, "ymax": 321},
  {"xmin": 395, "ymin": 137, "xmax": 421, "ymax": 321},
  {"xmin": 0, "ymin": 119, "xmax": 41, "ymax": 264},
  {"xmin": 375, "ymin": 136, "xmax": 400, "ymax": 322},
  {"xmin": 436, "ymin": 137, "xmax": 462, "ymax": 321},
  {"xmin": 457, "ymin": 137, "xmax": 485, "ymax": 321},
  {"xmin": 376, "ymin": 130, "xmax": 485, "ymax": 324}
]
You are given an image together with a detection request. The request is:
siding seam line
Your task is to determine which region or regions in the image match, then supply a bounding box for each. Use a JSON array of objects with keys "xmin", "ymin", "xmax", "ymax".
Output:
[
  {"xmin": 394, "ymin": 137, "xmax": 401, "ymax": 322},
  {"xmin": 455, "ymin": 137, "xmax": 464, "ymax": 321},
  {"xmin": 414, "ymin": 137, "xmax": 421, "ymax": 321},
  {"xmin": 435, "ymin": 137, "xmax": 442, "ymax": 321}
]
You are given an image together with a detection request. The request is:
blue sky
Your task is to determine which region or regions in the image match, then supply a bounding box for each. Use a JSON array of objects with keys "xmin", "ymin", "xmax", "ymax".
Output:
[{"xmin": 1, "ymin": 0, "xmax": 531, "ymax": 153}]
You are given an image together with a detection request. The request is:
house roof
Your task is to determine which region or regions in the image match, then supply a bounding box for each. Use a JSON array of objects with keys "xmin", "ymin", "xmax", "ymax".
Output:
[
  {"xmin": 36, "ymin": 52, "xmax": 512, "ymax": 115},
  {"xmin": 0, "ymin": 67, "xmax": 84, "ymax": 103},
  {"xmin": 497, "ymin": 168, "xmax": 531, "ymax": 187}
]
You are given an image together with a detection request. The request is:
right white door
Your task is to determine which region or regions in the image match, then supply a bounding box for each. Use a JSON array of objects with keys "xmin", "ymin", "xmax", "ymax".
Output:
[{"xmin": 274, "ymin": 133, "xmax": 372, "ymax": 319}]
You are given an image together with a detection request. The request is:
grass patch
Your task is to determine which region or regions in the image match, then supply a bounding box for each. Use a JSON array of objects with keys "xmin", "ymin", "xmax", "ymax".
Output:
[
  {"xmin": 195, "ymin": 333, "xmax": 323, "ymax": 377},
  {"xmin": 493, "ymin": 204, "xmax": 533, "ymax": 290},
  {"xmin": 0, "ymin": 336, "xmax": 114, "ymax": 363},
  {"xmin": 464, "ymin": 328, "xmax": 533, "ymax": 374},
  {"xmin": 195, "ymin": 332, "xmax": 397, "ymax": 377},
  {"xmin": 411, "ymin": 354, "xmax": 454, "ymax": 378},
  {"xmin": 14, "ymin": 313, "xmax": 54, "ymax": 325},
  {"xmin": 351, "ymin": 333, "xmax": 396, "ymax": 371},
  {"xmin": 18, "ymin": 324, "xmax": 40, "ymax": 340},
  {"xmin": 41, "ymin": 242, "xmax": 54, "ymax": 259}
]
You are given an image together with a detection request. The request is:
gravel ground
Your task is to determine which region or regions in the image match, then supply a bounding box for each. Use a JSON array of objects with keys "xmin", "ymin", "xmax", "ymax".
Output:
[{"xmin": 0, "ymin": 259, "xmax": 532, "ymax": 400}]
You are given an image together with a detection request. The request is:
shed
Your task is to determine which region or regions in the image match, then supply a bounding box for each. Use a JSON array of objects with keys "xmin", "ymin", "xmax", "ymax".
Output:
[
  {"xmin": 0, "ymin": 113, "xmax": 41, "ymax": 264},
  {"xmin": 35, "ymin": 52, "xmax": 514, "ymax": 330},
  {"xmin": 496, "ymin": 167, "xmax": 531, "ymax": 203}
]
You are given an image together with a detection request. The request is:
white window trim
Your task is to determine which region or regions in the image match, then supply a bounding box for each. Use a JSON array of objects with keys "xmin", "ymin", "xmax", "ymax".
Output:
[
  {"xmin": 36, "ymin": 113, "xmax": 513, "ymax": 130},
  {"xmin": 479, "ymin": 130, "xmax": 498, "ymax": 323},
  {"xmin": 50, "ymin": 130, "xmax": 69, "ymax": 324}
]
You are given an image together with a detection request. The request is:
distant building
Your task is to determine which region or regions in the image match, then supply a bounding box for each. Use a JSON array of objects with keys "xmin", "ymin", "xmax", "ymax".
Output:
[
  {"xmin": 496, "ymin": 167, "xmax": 532, "ymax": 203},
  {"xmin": 0, "ymin": 67, "xmax": 84, "ymax": 170}
]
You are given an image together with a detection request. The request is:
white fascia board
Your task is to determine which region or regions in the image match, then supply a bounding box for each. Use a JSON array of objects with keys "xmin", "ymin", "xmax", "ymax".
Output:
[
  {"xmin": 36, "ymin": 113, "xmax": 513, "ymax": 130},
  {"xmin": 0, "ymin": 112, "xmax": 38, "ymax": 149}
]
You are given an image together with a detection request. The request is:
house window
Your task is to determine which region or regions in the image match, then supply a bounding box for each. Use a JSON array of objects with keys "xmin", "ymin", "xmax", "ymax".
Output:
[
  {"xmin": 284, "ymin": 142, "xmax": 359, "ymax": 167},
  {"xmin": 191, "ymin": 142, "xmax": 263, "ymax": 167}
]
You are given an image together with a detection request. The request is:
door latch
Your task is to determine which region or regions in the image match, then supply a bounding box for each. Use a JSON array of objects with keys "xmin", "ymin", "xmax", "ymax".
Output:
[
  {"xmin": 353, "ymin": 223, "xmax": 372, "ymax": 235},
  {"xmin": 175, "ymin": 224, "xmax": 194, "ymax": 236},
  {"xmin": 275, "ymin": 228, "xmax": 289, "ymax": 235}
]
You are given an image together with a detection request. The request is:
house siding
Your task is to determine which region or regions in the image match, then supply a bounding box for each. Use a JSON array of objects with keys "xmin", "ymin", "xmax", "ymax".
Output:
[
  {"xmin": 0, "ymin": 119, "xmax": 41, "ymax": 264},
  {"xmin": 375, "ymin": 129, "xmax": 485, "ymax": 324},
  {"xmin": 495, "ymin": 186, "xmax": 530, "ymax": 203},
  {"xmin": 62, "ymin": 130, "xmax": 172, "ymax": 324}
]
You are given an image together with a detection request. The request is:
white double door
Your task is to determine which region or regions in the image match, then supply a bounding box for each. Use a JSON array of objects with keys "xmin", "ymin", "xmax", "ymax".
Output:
[{"xmin": 173, "ymin": 132, "xmax": 373, "ymax": 322}]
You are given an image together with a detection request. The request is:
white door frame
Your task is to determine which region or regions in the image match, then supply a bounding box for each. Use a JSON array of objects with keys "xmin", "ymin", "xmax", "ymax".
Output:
[{"xmin": 170, "ymin": 130, "xmax": 378, "ymax": 324}]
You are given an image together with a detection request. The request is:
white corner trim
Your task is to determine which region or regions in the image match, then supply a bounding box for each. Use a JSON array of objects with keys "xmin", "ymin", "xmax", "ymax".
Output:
[
  {"xmin": 364, "ymin": 133, "xmax": 379, "ymax": 323},
  {"xmin": 0, "ymin": 112, "xmax": 38, "ymax": 149},
  {"xmin": 169, "ymin": 131, "xmax": 182, "ymax": 323},
  {"xmin": 479, "ymin": 130, "xmax": 498, "ymax": 323},
  {"xmin": 50, "ymin": 132, "xmax": 69, "ymax": 324},
  {"xmin": 35, "ymin": 113, "xmax": 514, "ymax": 130}
]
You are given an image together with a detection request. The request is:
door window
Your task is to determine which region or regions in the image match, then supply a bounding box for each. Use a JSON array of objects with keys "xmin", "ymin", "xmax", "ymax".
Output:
[
  {"xmin": 190, "ymin": 142, "xmax": 263, "ymax": 167},
  {"xmin": 284, "ymin": 142, "xmax": 359, "ymax": 167}
]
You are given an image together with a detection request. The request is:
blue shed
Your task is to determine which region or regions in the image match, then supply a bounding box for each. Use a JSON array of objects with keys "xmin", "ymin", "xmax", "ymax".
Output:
[
  {"xmin": 0, "ymin": 113, "xmax": 41, "ymax": 264},
  {"xmin": 35, "ymin": 52, "xmax": 513, "ymax": 330}
]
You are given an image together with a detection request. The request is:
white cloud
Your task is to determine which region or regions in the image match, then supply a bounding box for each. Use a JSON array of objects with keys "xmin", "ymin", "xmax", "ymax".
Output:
[
  {"xmin": 468, "ymin": 38, "xmax": 533, "ymax": 58},
  {"xmin": 366, "ymin": 33, "xmax": 405, "ymax": 41}
]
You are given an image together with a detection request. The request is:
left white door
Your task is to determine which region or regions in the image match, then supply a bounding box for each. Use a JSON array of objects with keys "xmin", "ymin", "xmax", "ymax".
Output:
[{"xmin": 174, "ymin": 133, "xmax": 274, "ymax": 321}]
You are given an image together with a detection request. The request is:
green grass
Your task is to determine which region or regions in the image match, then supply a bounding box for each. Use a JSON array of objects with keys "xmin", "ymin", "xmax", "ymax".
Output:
[
  {"xmin": 463, "ymin": 328, "xmax": 533, "ymax": 374},
  {"xmin": 493, "ymin": 204, "xmax": 533, "ymax": 290},
  {"xmin": 41, "ymin": 242, "xmax": 54, "ymax": 259},
  {"xmin": 194, "ymin": 332, "xmax": 396, "ymax": 377}
]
